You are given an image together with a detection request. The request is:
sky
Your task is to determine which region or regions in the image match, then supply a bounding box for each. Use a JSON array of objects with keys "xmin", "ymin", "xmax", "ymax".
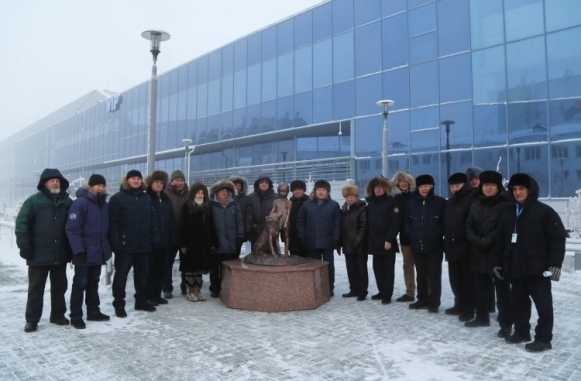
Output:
[{"xmin": 0, "ymin": 0, "xmax": 323, "ymax": 142}]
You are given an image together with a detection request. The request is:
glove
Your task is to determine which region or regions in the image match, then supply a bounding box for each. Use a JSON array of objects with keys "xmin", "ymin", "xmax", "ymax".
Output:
[
  {"xmin": 332, "ymin": 240, "xmax": 340, "ymax": 250},
  {"xmin": 75, "ymin": 252, "xmax": 87, "ymax": 264},
  {"xmin": 20, "ymin": 249, "xmax": 33, "ymax": 261},
  {"xmin": 548, "ymin": 267, "xmax": 561, "ymax": 282},
  {"xmin": 180, "ymin": 247, "xmax": 187, "ymax": 254},
  {"xmin": 493, "ymin": 266, "xmax": 504, "ymax": 280},
  {"xmin": 236, "ymin": 237, "xmax": 244, "ymax": 248}
]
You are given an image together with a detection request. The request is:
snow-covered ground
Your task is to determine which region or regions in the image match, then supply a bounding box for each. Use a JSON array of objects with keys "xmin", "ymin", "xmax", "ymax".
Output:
[{"xmin": 1, "ymin": 232, "xmax": 581, "ymax": 380}]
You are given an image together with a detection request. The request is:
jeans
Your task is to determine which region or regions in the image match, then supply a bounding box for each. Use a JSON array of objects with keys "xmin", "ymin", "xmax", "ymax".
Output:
[
  {"xmin": 308, "ymin": 249, "xmax": 335, "ymax": 291},
  {"xmin": 70, "ymin": 265, "xmax": 102, "ymax": 320},
  {"xmin": 112, "ymin": 252, "xmax": 149, "ymax": 308},
  {"xmin": 26, "ymin": 264, "xmax": 68, "ymax": 323}
]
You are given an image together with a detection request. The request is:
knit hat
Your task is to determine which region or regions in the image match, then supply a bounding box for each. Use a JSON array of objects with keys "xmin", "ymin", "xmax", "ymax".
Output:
[
  {"xmin": 465, "ymin": 166, "xmax": 483, "ymax": 180},
  {"xmin": 479, "ymin": 171, "xmax": 504, "ymax": 191},
  {"xmin": 88, "ymin": 174, "xmax": 106, "ymax": 187},
  {"xmin": 314, "ymin": 180, "xmax": 331, "ymax": 193},
  {"xmin": 290, "ymin": 180, "xmax": 307, "ymax": 192},
  {"xmin": 448, "ymin": 172, "xmax": 468, "ymax": 185},
  {"xmin": 415, "ymin": 174, "xmax": 435, "ymax": 187},
  {"xmin": 170, "ymin": 170, "xmax": 185, "ymax": 182},
  {"xmin": 508, "ymin": 173, "xmax": 531, "ymax": 189},
  {"xmin": 342, "ymin": 185, "xmax": 359, "ymax": 198},
  {"xmin": 126, "ymin": 169, "xmax": 143, "ymax": 180}
]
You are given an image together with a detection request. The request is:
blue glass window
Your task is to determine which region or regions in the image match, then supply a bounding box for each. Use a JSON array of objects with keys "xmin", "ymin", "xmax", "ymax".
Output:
[
  {"xmin": 221, "ymin": 73, "xmax": 233, "ymax": 112},
  {"xmin": 508, "ymin": 101, "xmax": 548, "ymax": 144},
  {"xmin": 262, "ymin": 26, "xmax": 277, "ymax": 60},
  {"xmin": 439, "ymin": 53, "xmax": 472, "ymax": 103},
  {"xmin": 387, "ymin": 110, "xmax": 410, "ymax": 154},
  {"xmin": 437, "ymin": 0, "xmax": 470, "ymax": 57},
  {"xmin": 234, "ymin": 39, "xmax": 247, "ymax": 71},
  {"xmin": 333, "ymin": 0, "xmax": 354, "ymax": 34},
  {"xmin": 278, "ymin": 52, "xmax": 293, "ymax": 98},
  {"xmin": 472, "ymin": 46, "xmax": 506, "ymax": 104},
  {"xmin": 509, "ymin": 145, "xmax": 548, "ymax": 197},
  {"xmin": 439, "ymin": 101, "xmax": 472, "ymax": 150},
  {"xmin": 209, "ymin": 51, "xmax": 221, "ymax": 81},
  {"xmin": 278, "ymin": 19, "xmax": 293, "ymax": 54},
  {"xmin": 294, "ymin": 11, "xmax": 312, "ymax": 48},
  {"xmin": 197, "ymin": 56, "xmax": 208, "ymax": 85},
  {"xmin": 504, "ymin": 0, "xmax": 543, "ymax": 42},
  {"xmin": 246, "ymin": 104, "xmax": 260, "ymax": 136},
  {"xmin": 178, "ymin": 65, "xmax": 188, "ymax": 92},
  {"xmin": 196, "ymin": 117, "xmax": 207, "ymax": 144},
  {"xmin": 355, "ymin": 22, "xmax": 382, "ymax": 77},
  {"xmin": 262, "ymin": 58, "xmax": 276, "ymax": 102},
  {"xmin": 295, "ymin": 46, "xmax": 312, "ymax": 93},
  {"xmin": 247, "ymin": 64, "xmax": 261, "ymax": 105},
  {"xmin": 506, "ymin": 37, "xmax": 547, "ymax": 102},
  {"xmin": 381, "ymin": 0, "xmax": 406, "ymax": 18},
  {"xmin": 546, "ymin": 0, "xmax": 581, "ymax": 32},
  {"xmin": 333, "ymin": 31, "xmax": 354, "ymax": 83},
  {"xmin": 408, "ymin": 3, "xmax": 436, "ymax": 37},
  {"xmin": 168, "ymin": 93, "xmax": 177, "ymax": 122},
  {"xmin": 187, "ymin": 87, "xmax": 197, "ymax": 120},
  {"xmin": 196, "ymin": 83, "xmax": 207, "ymax": 118},
  {"xmin": 408, "ymin": 0, "xmax": 436, "ymax": 8},
  {"xmin": 410, "ymin": 130, "xmax": 439, "ymax": 153},
  {"xmin": 383, "ymin": 67, "xmax": 409, "ymax": 111},
  {"xmin": 247, "ymin": 33, "xmax": 261, "ymax": 66},
  {"xmin": 355, "ymin": 116, "xmax": 381, "ymax": 156},
  {"xmin": 470, "ymin": 0, "xmax": 504, "ymax": 50},
  {"xmin": 313, "ymin": 2, "xmax": 332, "ymax": 42},
  {"xmin": 187, "ymin": 61, "xmax": 197, "ymax": 88},
  {"xmin": 206, "ymin": 115, "xmax": 220, "ymax": 143},
  {"xmin": 297, "ymin": 136, "xmax": 318, "ymax": 160},
  {"xmin": 318, "ymin": 135, "xmax": 341, "ymax": 159},
  {"xmin": 547, "ymin": 27, "xmax": 581, "ymax": 98},
  {"xmin": 473, "ymin": 104, "xmax": 507, "ymax": 147},
  {"xmin": 382, "ymin": 14, "xmax": 408, "ymax": 70},
  {"xmin": 221, "ymin": 110, "xmax": 233, "ymax": 140},
  {"xmin": 411, "ymin": 106, "xmax": 438, "ymax": 131},
  {"xmin": 261, "ymin": 100, "xmax": 276, "ymax": 133},
  {"xmin": 549, "ymin": 143, "xmax": 580, "ymax": 197},
  {"xmin": 409, "ymin": 32, "xmax": 437, "ymax": 65},
  {"xmin": 294, "ymin": 91, "xmax": 312, "ymax": 126},
  {"xmin": 277, "ymin": 95, "xmax": 294, "ymax": 130},
  {"xmin": 473, "ymin": 147, "xmax": 508, "ymax": 179},
  {"xmin": 355, "ymin": 0, "xmax": 379, "ymax": 26},
  {"xmin": 222, "ymin": 44, "xmax": 234, "ymax": 75},
  {"xmin": 548, "ymin": 99, "xmax": 581, "ymax": 140},
  {"xmin": 233, "ymin": 108, "xmax": 246, "ymax": 138},
  {"xmin": 233, "ymin": 69, "xmax": 246, "ymax": 109},
  {"xmin": 410, "ymin": 61, "xmax": 438, "ymax": 107},
  {"xmin": 313, "ymin": 86, "xmax": 332, "ymax": 124},
  {"xmin": 208, "ymin": 79, "xmax": 220, "ymax": 116},
  {"xmin": 356, "ymin": 74, "xmax": 382, "ymax": 116},
  {"xmin": 333, "ymin": 81, "xmax": 355, "ymax": 120},
  {"xmin": 313, "ymin": 39, "xmax": 332, "ymax": 88}
]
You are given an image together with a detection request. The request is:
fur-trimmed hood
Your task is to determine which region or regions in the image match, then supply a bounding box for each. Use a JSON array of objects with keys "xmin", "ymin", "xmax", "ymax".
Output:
[
  {"xmin": 390, "ymin": 171, "xmax": 416, "ymax": 193},
  {"xmin": 209, "ymin": 179, "xmax": 237, "ymax": 197},
  {"xmin": 120, "ymin": 176, "xmax": 147, "ymax": 192},
  {"xmin": 365, "ymin": 176, "xmax": 392, "ymax": 197},
  {"xmin": 228, "ymin": 175, "xmax": 249, "ymax": 195}
]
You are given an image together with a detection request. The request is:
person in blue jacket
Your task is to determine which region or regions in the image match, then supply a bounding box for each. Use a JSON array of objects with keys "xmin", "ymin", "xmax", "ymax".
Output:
[
  {"xmin": 109, "ymin": 170, "xmax": 160, "ymax": 318},
  {"xmin": 65, "ymin": 174, "xmax": 112, "ymax": 329}
]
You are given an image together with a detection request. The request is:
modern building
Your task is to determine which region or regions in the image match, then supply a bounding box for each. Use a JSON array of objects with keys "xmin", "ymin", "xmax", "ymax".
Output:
[{"xmin": 2, "ymin": 0, "xmax": 580, "ymax": 207}]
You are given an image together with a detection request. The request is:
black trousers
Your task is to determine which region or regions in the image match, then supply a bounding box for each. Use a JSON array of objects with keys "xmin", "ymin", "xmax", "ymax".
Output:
[
  {"xmin": 209, "ymin": 253, "xmax": 238, "ymax": 294},
  {"xmin": 494, "ymin": 276, "xmax": 513, "ymax": 329},
  {"xmin": 112, "ymin": 252, "xmax": 149, "ymax": 308},
  {"xmin": 474, "ymin": 272, "xmax": 493, "ymax": 322},
  {"xmin": 511, "ymin": 277, "xmax": 553, "ymax": 343},
  {"xmin": 413, "ymin": 251, "xmax": 443, "ymax": 308},
  {"xmin": 26, "ymin": 264, "xmax": 68, "ymax": 323},
  {"xmin": 448, "ymin": 260, "xmax": 474, "ymax": 314},
  {"xmin": 372, "ymin": 253, "xmax": 395, "ymax": 299},
  {"xmin": 147, "ymin": 248, "xmax": 169, "ymax": 300},
  {"xmin": 345, "ymin": 253, "xmax": 369, "ymax": 296}
]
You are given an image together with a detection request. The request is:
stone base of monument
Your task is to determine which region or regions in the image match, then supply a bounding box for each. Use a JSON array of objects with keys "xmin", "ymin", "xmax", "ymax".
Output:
[{"xmin": 220, "ymin": 258, "xmax": 330, "ymax": 312}]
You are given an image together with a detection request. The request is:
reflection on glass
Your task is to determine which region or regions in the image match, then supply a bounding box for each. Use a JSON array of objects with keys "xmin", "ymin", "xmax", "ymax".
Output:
[
  {"xmin": 437, "ymin": 0, "xmax": 470, "ymax": 56},
  {"xmin": 356, "ymin": 74, "xmax": 382, "ymax": 116},
  {"xmin": 333, "ymin": 81, "xmax": 355, "ymax": 121},
  {"xmin": 506, "ymin": 37, "xmax": 547, "ymax": 102},
  {"xmin": 473, "ymin": 104, "xmax": 507, "ymax": 147},
  {"xmin": 508, "ymin": 145, "xmax": 549, "ymax": 197},
  {"xmin": 470, "ymin": 0, "xmax": 504, "ymax": 49},
  {"xmin": 439, "ymin": 53, "xmax": 472, "ymax": 103},
  {"xmin": 548, "ymin": 99, "xmax": 581, "ymax": 140},
  {"xmin": 545, "ymin": 0, "xmax": 581, "ymax": 32},
  {"xmin": 410, "ymin": 61, "xmax": 438, "ymax": 107},
  {"xmin": 547, "ymin": 27, "xmax": 581, "ymax": 99},
  {"xmin": 472, "ymin": 46, "xmax": 506, "ymax": 104},
  {"xmin": 504, "ymin": 0, "xmax": 543, "ymax": 42},
  {"xmin": 333, "ymin": 31, "xmax": 354, "ymax": 83},
  {"xmin": 507, "ymin": 101, "xmax": 548, "ymax": 144},
  {"xmin": 355, "ymin": 22, "xmax": 381, "ymax": 77},
  {"xmin": 383, "ymin": 68, "xmax": 409, "ymax": 111},
  {"xmin": 382, "ymin": 14, "xmax": 408, "ymax": 70},
  {"xmin": 333, "ymin": 0, "xmax": 354, "ymax": 35}
]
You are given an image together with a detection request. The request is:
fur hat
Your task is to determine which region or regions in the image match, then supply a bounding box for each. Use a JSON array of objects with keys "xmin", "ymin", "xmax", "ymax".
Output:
[
  {"xmin": 170, "ymin": 170, "xmax": 185, "ymax": 182},
  {"xmin": 465, "ymin": 166, "xmax": 483, "ymax": 180},
  {"xmin": 314, "ymin": 180, "xmax": 331, "ymax": 193},
  {"xmin": 479, "ymin": 171, "xmax": 504, "ymax": 191},
  {"xmin": 126, "ymin": 169, "xmax": 142, "ymax": 180},
  {"xmin": 88, "ymin": 174, "xmax": 106, "ymax": 187},
  {"xmin": 365, "ymin": 176, "xmax": 392, "ymax": 197},
  {"xmin": 188, "ymin": 182, "xmax": 209, "ymax": 202},
  {"xmin": 147, "ymin": 170, "xmax": 169, "ymax": 186},
  {"xmin": 508, "ymin": 173, "xmax": 532, "ymax": 189},
  {"xmin": 342, "ymin": 185, "xmax": 359, "ymax": 198},
  {"xmin": 448, "ymin": 172, "xmax": 468, "ymax": 185},
  {"xmin": 416, "ymin": 174, "xmax": 435, "ymax": 187},
  {"xmin": 391, "ymin": 171, "xmax": 416, "ymax": 192},
  {"xmin": 290, "ymin": 180, "xmax": 307, "ymax": 192}
]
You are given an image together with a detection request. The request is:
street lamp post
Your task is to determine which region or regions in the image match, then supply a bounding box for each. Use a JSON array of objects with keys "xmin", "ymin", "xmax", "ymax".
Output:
[
  {"xmin": 440, "ymin": 119, "xmax": 455, "ymax": 182},
  {"xmin": 142, "ymin": 29, "xmax": 170, "ymax": 176},
  {"xmin": 182, "ymin": 138, "xmax": 194, "ymax": 185},
  {"xmin": 376, "ymin": 100, "xmax": 394, "ymax": 178}
]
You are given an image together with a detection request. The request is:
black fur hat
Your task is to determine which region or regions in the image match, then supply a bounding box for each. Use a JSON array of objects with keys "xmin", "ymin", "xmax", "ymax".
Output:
[
  {"xmin": 314, "ymin": 179, "xmax": 331, "ymax": 193},
  {"xmin": 415, "ymin": 174, "xmax": 435, "ymax": 187},
  {"xmin": 508, "ymin": 173, "xmax": 532, "ymax": 189},
  {"xmin": 448, "ymin": 172, "xmax": 468, "ymax": 185},
  {"xmin": 290, "ymin": 180, "xmax": 307, "ymax": 192},
  {"xmin": 479, "ymin": 171, "xmax": 504, "ymax": 191}
]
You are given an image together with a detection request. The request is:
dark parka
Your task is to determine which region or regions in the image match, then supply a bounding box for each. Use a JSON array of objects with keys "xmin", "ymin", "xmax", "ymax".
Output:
[
  {"xmin": 209, "ymin": 180, "xmax": 245, "ymax": 254},
  {"xmin": 404, "ymin": 188, "xmax": 447, "ymax": 254},
  {"xmin": 245, "ymin": 175, "xmax": 277, "ymax": 242},
  {"xmin": 391, "ymin": 171, "xmax": 416, "ymax": 246},
  {"xmin": 466, "ymin": 191, "xmax": 510, "ymax": 274},
  {"xmin": 164, "ymin": 180, "xmax": 190, "ymax": 245},
  {"xmin": 340, "ymin": 200, "xmax": 368, "ymax": 255},
  {"xmin": 15, "ymin": 168, "xmax": 73, "ymax": 266},
  {"xmin": 65, "ymin": 185, "xmax": 112, "ymax": 266},
  {"xmin": 443, "ymin": 184, "xmax": 474, "ymax": 262},
  {"xmin": 228, "ymin": 175, "xmax": 251, "ymax": 238},
  {"xmin": 494, "ymin": 176, "xmax": 566, "ymax": 278},
  {"xmin": 365, "ymin": 177, "xmax": 401, "ymax": 255},
  {"xmin": 147, "ymin": 187, "xmax": 176, "ymax": 249},
  {"xmin": 108, "ymin": 177, "xmax": 160, "ymax": 253},
  {"xmin": 288, "ymin": 193, "xmax": 309, "ymax": 254},
  {"xmin": 296, "ymin": 191, "xmax": 341, "ymax": 250}
]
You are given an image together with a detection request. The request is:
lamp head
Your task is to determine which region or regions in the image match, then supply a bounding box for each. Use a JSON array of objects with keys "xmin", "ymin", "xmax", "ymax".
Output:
[
  {"xmin": 376, "ymin": 100, "xmax": 394, "ymax": 117},
  {"xmin": 141, "ymin": 30, "xmax": 171, "ymax": 61}
]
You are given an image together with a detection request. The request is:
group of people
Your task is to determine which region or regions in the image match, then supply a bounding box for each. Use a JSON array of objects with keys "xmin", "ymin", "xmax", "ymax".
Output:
[{"xmin": 16, "ymin": 167, "xmax": 566, "ymax": 353}]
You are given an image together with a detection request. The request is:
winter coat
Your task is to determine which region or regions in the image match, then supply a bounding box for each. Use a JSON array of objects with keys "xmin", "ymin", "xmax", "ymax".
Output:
[
  {"xmin": 494, "ymin": 176, "xmax": 566, "ymax": 278},
  {"xmin": 209, "ymin": 180, "xmax": 245, "ymax": 254},
  {"xmin": 246, "ymin": 188, "xmax": 277, "ymax": 242},
  {"xmin": 229, "ymin": 175, "xmax": 251, "ymax": 238},
  {"xmin": 15, "ymin": 169, "xmax": 73, "ymax": 266},
  {"xmin": 296, "ymin": 192, "xmax": 341, "ymax": 250},
  {"xmin": 178, "ymin": 201, "xmax": 217, "ymax": 273},
  {"xmin": 147, "ymin": 188, "xmax": 176, "ymax": 249},
  {"xmin": 164, "ymin": 183, "xmax": 189, "ymax": 244},
  {"xmin": 366, "ymin": 194, "xmax": 401, "ymax": 255},
  {"xmin": 288, "ymin": 193, "xmax": 309, "ymax": 254},
  {"xmin": 65, "ymin": 185, "xmax": 112, "ymax": 266},
  {"xmin": 443, "ymin": 184, "xmax": 474, "ymax": 262},
  {"xmin": 391, "ymin": 171, "xmax": 416, "ymax": 246},
  {"xmin": 404, "ymin": 188, "xmax": 447, "ymax": 254},
  {"xmin": 465, "ymin": 192, "xmax": 510, "ymax": 274},
  {"xmin": 108, "ymin": 177, "xmax": 160, "ymax": 253},
  {"xmin": 340, "ymin": 200, "xmax": 368, "ymax": 255}
]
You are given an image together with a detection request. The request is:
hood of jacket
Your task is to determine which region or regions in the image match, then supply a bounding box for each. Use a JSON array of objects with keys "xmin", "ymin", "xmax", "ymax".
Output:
[
  {"xmin": 508, "ymin": 174, "xmax": 539, "ymax": 204},
  {"xmin": 390, "ymin": 171, "xmax": 416, "ymax": 193},
  {"xmin": 37, "ymin": 168, "xmax": 70, "ymax": 191},
  {"xmin": 253, "ymin": 173, "xmax": 273, "ymax": 191},
  {"xmin": 75, "ymin": 183, "xmax": 108, "ymax": 202},
  {"xmin": 209, "ymin": 179, "xmax": 237, "ymax": 197},
  {"xmin": 365, "ymin": 176, "xmax": 392, "ymax": 198},
  {"xmin": 228, "ymin": 175, "xmax": 249, "ymax": 195}
]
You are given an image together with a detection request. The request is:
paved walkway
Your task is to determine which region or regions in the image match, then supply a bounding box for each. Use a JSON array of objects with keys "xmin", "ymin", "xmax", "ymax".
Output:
[{"xmin": 1, "ymin": 248, "xmax": 581, "ymax": 380}]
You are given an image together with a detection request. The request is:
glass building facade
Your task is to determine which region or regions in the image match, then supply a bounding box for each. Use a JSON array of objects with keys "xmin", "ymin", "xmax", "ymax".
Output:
[{"xmin": 10, "ymin": 0, "xmax": 581, "ymax": 198}]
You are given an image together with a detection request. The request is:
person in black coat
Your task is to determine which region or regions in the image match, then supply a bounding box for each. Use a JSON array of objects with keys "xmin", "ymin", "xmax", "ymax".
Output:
[
  {"xmin": 179, "ymin": 183, "xmax": 217, "ymax": 302},
  {"xmin": 288, "ymin": 180, "xmax": 309, "ymax": 257},
  {"xmin": 443, "ymin": 173, "xmax": 475, "ymax": 322},
  {"xmin": 493, "ymin": 173, "xmax": 566, "ymax": 352},
  {"xmin": 229, "ymin": 175, "xmax": 250, "ymax": 256},
  {"xmin": 365, "ymin": 177, "xmax": 401, "ymax": 305},
  {"xmin": 465, "ymin": 171, "xmax": 511, "ymax": 334},
  {"xmin": 246, "ymin": 174, "xmax": 277, "ymax": 249},
  {"xmin": 404, "ymin": 174, "xmax": 447, "ymax": 313},
  {"xmin": 339, "ymin": 185, "xmax": 368, "ymax": 301}
]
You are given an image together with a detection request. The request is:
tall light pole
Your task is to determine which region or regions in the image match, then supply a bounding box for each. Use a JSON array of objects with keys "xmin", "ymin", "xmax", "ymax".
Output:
[
  {"xmin": 440, "ymin": 119, "xmax": 455, "ymax": 182},
  {"xmin": 142, "ymin": 29, "xmax": 170, "ymax": 176},
  {"xmin": 182, "ymin": 138, "xmax": 194, "ymax": 185},
  {"xmin": 376, "ymin": 100, "xmax": 394, "ymax": 178}
]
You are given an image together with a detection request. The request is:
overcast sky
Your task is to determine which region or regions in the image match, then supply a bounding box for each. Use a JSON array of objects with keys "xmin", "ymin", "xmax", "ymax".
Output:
[{"xmin": 0, "ymin": 0, "xmax": 322, "ymax": 142}]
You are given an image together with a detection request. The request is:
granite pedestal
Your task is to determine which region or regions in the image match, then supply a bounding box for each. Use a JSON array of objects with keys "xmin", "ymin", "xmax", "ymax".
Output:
[{"xmin": 220, "ymin": 258, "xmax": 330, "ymax": 312}]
